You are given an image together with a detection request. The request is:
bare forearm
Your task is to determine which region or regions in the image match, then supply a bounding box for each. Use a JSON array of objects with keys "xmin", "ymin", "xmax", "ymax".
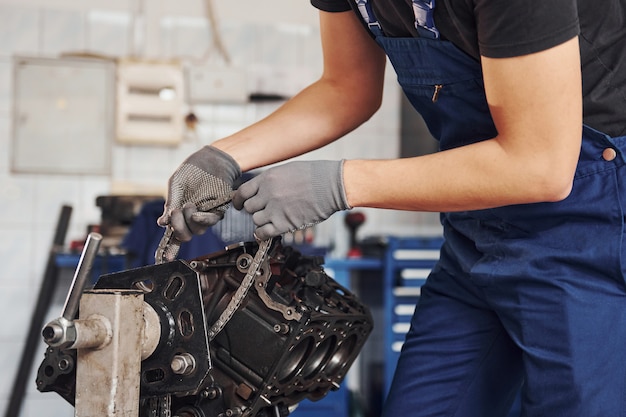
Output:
[
  {"xmin": 344, "ymin": 133, "xmax": 579, "ymax": 212},
  {"xmin": 213, "ymin": 78, "xmax": 379, "ymax": 172}
]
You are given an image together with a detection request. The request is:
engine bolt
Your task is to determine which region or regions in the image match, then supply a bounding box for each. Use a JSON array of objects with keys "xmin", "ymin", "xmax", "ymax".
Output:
[
  {"xmin": 225, "ymin": 408, "xmax": 242, "ymax": 417},
  {"xmin": 171, "ymin": 353, "xmax": 196, "ymax": 375},
  {"xmin": 273, "ymin": 323, "xmax": 290, "ymax": 334},
  {"xmin": 58, "ymin": 358, "xmax": 71, "ymax": 371},
  {"xmin": 202, "ymin": 386, "xmax": 220, "ymax": 400}
]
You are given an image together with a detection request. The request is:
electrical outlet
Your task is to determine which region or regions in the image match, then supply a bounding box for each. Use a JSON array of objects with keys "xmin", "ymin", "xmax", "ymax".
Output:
[{"xmin": 116, "ymin": 60, "xmax": 184, "ymax": 146}]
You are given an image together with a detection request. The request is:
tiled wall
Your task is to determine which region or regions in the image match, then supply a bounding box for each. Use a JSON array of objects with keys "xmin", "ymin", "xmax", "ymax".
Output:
[{"xmin": 0, "ymin": 1, "xmax": 441, "ymax": 416}]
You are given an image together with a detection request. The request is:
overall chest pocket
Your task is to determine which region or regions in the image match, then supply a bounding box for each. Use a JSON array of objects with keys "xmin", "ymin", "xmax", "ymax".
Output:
[{"xmin": 398, "ymin": 76, "xmax": 498, "ymax": 149}]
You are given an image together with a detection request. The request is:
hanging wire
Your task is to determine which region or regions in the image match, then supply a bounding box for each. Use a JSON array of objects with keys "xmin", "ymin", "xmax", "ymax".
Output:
[{"xmin": 203, "ymin": 0, "xmax": 231, "ymax": 65}]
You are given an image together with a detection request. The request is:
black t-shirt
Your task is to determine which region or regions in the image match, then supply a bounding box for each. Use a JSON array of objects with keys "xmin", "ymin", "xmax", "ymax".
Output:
[{"xmin": 311, "ymin": 0, "xmax": 626, "ymax": 137}]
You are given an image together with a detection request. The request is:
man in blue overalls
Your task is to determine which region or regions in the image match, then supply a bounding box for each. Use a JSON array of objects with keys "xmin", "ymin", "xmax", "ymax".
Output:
[{"xmin": 158, "ymin": 0, "xmax": 626, "ymax": 415}]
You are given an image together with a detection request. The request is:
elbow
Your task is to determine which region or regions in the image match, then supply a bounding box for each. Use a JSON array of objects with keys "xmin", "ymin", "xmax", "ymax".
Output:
[
  {"xmin": 337, "ymin": 91, "xmax": 382, "ymax": 129},
  {"xmin": 542, "ymin": 178, "xmax": 574, "ymax": 202},
  {"xmin": 344, "ymin": 77, "xmax": 383, "ymax": 122},
  {"xmin": 324, "ymin": 74, "xmax": 384, "ymax": 125},
  {"xmin": 531, "ymin": 165, "xmax": 576, "ymax": 203},
  {"xmin": 504, "ymin": 134, "xmax": 580, "ymax": 204},
  {"xmin": 359, "ymin": 95, "xmax": 383, "ymax": 123},
  {"xmin": 367, "ymin": 88, "xmax": 384, "ymax": 113},
  {"xmin": 509, "ymin": 147, "xmax": 578, "ymax": 204}
]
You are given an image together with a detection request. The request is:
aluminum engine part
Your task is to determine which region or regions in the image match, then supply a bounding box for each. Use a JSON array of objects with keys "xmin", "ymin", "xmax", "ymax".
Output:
[{"xmin": 37, "ymin": 239, "xmax": 373, "ymax": 417}]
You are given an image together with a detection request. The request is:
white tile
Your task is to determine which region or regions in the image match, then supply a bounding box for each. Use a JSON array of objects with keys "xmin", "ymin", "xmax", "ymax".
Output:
[
  {"xmin": 257, "ymin": 24, "xmax": 299, "ymax": 68},
  {"xmin": 222, "ymin": 22, "xmax": 260, "ymax": 69},
  {"xmin": 86, "ymin": 10, "xmax": 131, "ymax": 57},
  {"xmin": 298, "ymin": 26, "xmax": 323, "ymax": 69},
  {"xmin": 193, "ymin": 123, "xmax": 217, "ymax": 147},
  {"xmin": 377, "ymin": 132, "xmax": 400, "ymax": 159},
  {"xmin": 213, "ymin": 104, "xmax": 247, "ymax": 124},
  {"xmin": 0, "ymin": 6, "xmax": 39, "ymax": 58},
  {"xmin": 335, "ymin": 131, "xmax": 379, "ymax": 159},
  {"xmin": 0, "ymin": 117, "xmax": 10, "ymax": 173},
  {"xmin": 126, "ymin": 145, "xmax": 172, "ymax": 175},
  {"xmin": 0, "ymin": 175, "xmax": 36, "ymax": 227},
  {"xmin": 245, "ymin": 25, "xmax": 269, "ymax": 65},
  {"xmin": 0, "ymin": 341, "xmax": 24, "ymax": 398},
  {"xmin": 158, "ymin": 17, "xmax": 175, "ymax": 59},
  {"xmin": 32, "ymin": 176, "xmax": 82, "ymax": 229},
  {"xmin": 276, "ymin": 23, "xmax": 316, "ymax": 66},
  {"xmin": 23, "ymin": 394, "xmax": 74, "ymax": 417},
  {"xmin": 29, "ymin": 226, "xmax": 55, "ymax": 285},
  {"xmin": 122, "ymin": 169, "xmax": 170, "ymax": 191},
  {"xmin": 0, "ymin": 60, "xmax": 11, "ymax": 115},
  {"xmin": 214, "ymin": 21, "xmax": 252, "ymax": 67},
  {"xmin": 79, "ymin": 176, "xmax": 111, "ymax": 224},
  {"xmin": 0, "ymin": 285, "xmax": 32, "ymax": 340},
  {"xmin": 178, "ymin": 129, "xmax": 199, "ymax": 149},
  {"xmin": 173, "ymin": 137, "xmax": 203, "ymax": 160},
  {"xmin": 241, "ymin": 104, "xmax": 258, "ymax": 125},
  {"xmin": 369, "ymin": 77, "xmax": 402, "ymax": 133},
  {"xmin": 120, "ymin": 148, "xmax": 171, "ymax": 193},
  {"xmin": 110, "ymin": 145, "xmax": 130, "ymax": 180},
  {"xmin": 161, "ymin": 16, "xmax": 211, "ymax": 60},
  {"xmin": 41, "ymin": 9, "xmax": 85, "ymax": 55}
]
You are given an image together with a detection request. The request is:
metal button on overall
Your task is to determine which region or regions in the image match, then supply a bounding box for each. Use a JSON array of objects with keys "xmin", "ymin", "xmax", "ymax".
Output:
[{"xmin": 602, "ymin": 147, "xmax": 617, "ymax": 161}]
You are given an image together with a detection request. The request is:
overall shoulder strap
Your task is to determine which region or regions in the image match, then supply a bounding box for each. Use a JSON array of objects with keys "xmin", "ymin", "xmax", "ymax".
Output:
[
  {"xmin": 348, "ymin": 0, "xmax": 379, "ymax": 38},
  {"xmin": 350, "ymin": 0, "xmax": 440, "ymax": 39},
  {"xmin": 412, "ymin": 0, "xmax": 440, "ymax": 38}
]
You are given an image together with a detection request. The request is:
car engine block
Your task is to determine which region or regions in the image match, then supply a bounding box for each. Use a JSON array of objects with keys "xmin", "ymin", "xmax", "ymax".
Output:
[{"xmin": 37, "ymin": 239, "xmax": 373, "ymax": 417}]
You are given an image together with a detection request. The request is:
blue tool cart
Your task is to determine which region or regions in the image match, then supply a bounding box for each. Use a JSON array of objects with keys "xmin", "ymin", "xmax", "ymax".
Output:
[
  {"xmin": 382, "ymin": 236, "xmax": 444, "ymax": 395},
  {"xmin": 381, "ymin": 236, "xmax": 521, "ymax": 417}
]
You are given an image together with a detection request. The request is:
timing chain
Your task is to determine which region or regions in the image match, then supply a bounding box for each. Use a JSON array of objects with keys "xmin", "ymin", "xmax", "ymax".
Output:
[
  {"xmin": 155, "ymin": 191, "xmax": 273, "ymax": 342},
  {"xmin": 148, "ymin": 394, "xmax": 171, "ymax": 417},
  {"xmin": 155, "ymin": 192, "xmax": 236, "ymax": 265},
  {"xmin": 207, "ymin": 239, "xmax": 272, "ymax": 341}
]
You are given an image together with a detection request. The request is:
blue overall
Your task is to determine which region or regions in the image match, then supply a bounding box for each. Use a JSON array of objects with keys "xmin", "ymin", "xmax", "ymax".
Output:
[{"xmin": 354, "ymin": 1, "xmax": 626, "ymax": 416}]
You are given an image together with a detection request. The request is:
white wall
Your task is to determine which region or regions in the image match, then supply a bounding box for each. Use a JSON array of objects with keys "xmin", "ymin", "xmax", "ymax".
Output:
[{"xmin": 0, "ymin": 1, "xmax": 441, "ymax": 416}]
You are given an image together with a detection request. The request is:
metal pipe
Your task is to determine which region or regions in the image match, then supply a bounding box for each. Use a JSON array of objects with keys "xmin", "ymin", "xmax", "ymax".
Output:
[
  {"xmin": 70, "ymin": 315, "xmax": 111, "ymax": 350},
  {"xmin": 62, "ymin": 232, "xmax": 103, "ymax": 320}
]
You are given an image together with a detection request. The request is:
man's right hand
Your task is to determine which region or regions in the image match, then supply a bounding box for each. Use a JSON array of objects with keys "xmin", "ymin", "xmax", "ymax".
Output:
[{"xmin": 158, "ymin": 146, "xmax": 241, "ymax": 242}]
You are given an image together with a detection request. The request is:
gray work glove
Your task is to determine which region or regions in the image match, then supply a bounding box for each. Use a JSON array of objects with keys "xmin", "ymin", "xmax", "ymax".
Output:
[
  {"xmin": 158, "ymin": 146, "xmax": 241, "ymax": 242},
  {"xmin": 232, "ymin": 160, "xmax": 351, "ymax": 240}
]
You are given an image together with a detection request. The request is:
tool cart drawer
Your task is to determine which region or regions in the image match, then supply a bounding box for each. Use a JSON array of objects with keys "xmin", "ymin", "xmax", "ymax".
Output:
[{"xmin": 383, "ymin": 236, "xmax": 443, "ymax": 395}]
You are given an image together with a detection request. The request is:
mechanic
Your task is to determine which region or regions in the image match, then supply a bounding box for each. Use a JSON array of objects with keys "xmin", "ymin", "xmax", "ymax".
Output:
[{"xmin": 158, "ymin": 0, "xmax": 626, "ymax": 415}]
